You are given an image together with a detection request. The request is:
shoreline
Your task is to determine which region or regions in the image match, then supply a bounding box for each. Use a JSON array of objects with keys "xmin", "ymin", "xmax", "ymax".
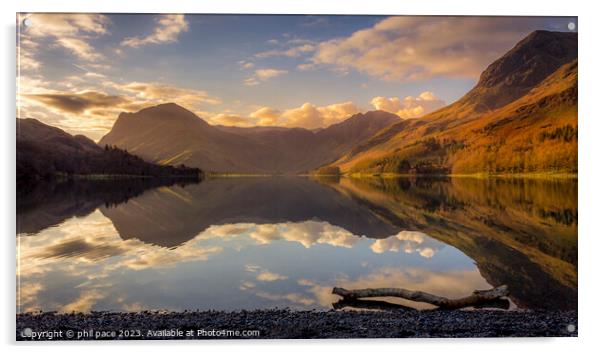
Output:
[
  {"xmin": 17, "ymin": 309, "xmax": 577, "ymax": 340},
  {"xmin": 345, "ymin": 172, "xmax": 578, "ymax": 179},
  {"xmin": 207, "ymin": 172, "xmax": 577, "ymax": 180}
]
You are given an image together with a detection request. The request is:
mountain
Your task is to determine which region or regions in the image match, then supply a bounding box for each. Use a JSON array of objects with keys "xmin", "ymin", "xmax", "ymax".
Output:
[
  {"xmin": 99, "ymin": 104, "xmax": 400, "ymax": 174},
  {"xmin": 330, "ymin": 30, "xmax": 578, "ymax": 175},
  {"xmin": 17, "ymin": 118, "xmax": 201, "ymax": 182}
]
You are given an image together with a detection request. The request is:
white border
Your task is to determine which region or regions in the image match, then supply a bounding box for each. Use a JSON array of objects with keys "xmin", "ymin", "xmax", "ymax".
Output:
[{"xmin": 2, "ymin": 0, "xmax": 600, "ymax": 353}]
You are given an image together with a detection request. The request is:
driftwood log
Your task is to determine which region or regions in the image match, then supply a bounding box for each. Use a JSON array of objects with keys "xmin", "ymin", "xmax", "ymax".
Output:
[
  {"xmin": 332, "ymin": 297, "xmax": 510, "ymax": 311},
  {"xmin": 332, "ymin": 298, "xmax": 418, "ymax": 311},
  {"xmin": 332, "ymin": 285, "xmax": 509, "ymax": 310}
]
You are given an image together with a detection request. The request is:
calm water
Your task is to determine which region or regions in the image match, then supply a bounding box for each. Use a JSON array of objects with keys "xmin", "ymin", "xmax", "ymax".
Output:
[{"xmin": 16, "ymin": 176, "xmax": 577, "ymax": 313}]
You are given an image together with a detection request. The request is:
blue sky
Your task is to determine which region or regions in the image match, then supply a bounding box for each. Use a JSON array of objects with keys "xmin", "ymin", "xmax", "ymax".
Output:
[{"xmin": 17, "ymin": 14, "xmax": 576, "ymax": 140}]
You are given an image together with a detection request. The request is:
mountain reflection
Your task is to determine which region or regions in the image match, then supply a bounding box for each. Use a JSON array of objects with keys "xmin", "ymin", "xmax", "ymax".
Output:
[
  {"xmin": 17, "ymin": 177, "xmax": 201, "ymax": 235},
  {"xmin": 17, "ymin": 176, "xmax": 577, "ymax": 312}
]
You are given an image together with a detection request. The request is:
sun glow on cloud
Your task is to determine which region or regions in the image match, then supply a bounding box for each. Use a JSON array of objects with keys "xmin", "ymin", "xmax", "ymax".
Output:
[
  {"xmin": 371, "ymin": 91, "xmax": 446, "ymax": 119},
  {"xmin": 18, "ymin": 13, "xmax": 110, "ymax": 65},
  {"xmin": 244, "ymin": 68, "xmax": 289, "ymax": 86}
]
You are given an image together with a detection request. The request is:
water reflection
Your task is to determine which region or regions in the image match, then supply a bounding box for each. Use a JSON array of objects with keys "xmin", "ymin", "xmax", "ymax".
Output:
[{"xmin": 16, "ymin": 176, "xmax": 577, "ymax": 312}]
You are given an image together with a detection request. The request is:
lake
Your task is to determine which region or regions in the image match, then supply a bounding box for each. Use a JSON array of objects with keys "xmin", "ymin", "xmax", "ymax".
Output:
[{"xmin": 16, "ymin": 176, "xmax": 577, "ymax": 313}]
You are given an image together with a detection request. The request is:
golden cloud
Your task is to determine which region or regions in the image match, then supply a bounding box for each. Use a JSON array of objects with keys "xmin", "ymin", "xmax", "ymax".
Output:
[
  {"xmin": 121, "ymin": 14, "xmax": 189, "ymax": 48},
  {"xmin": 279, "ymin": 101, "xmax": 360, "ymax": 129},
  {"xmin": 244, "ymin": 68, "xmax": 288, "ymax": 86},
  {"xmin": 60, "ymin": 290, "xmax": 104, "ymax": 313},
  {"xmin": 19, "ymin": 13, "xmax": 109, "ymax": 62},
  {"xmin": 17, "ymin": 37, "xmax": 41, "ymax": 71},
  {"xmin": 244, "ymin": 264, "xmax": 289, "ymax": 282},
  {"xmin": 370, "ymin": 230, "xmax": 441, "ymax": 258},
  {"xmin": 208, "ymin": 113, "xmax": 253, "ymax": 127},
  {"xmin": 249, "ymin": 107, "xmax": 282, "ymax": 126},
  {"xmin": 119, "ymin": 82, "xmax": 221, "ymax": 106},
  {"xmin": 311, "ymin": 16, "xmax": 552, "ymax": 81},
  {"xmin": 22, "ymin": 13, "xmax": 109, "ymax": 37},
  {"xmin": 371, "ymin": 91, "xmax": 445, "ymax": 119},
  {"xmin": 55, "ymin": 37, "xmax": 103, "ymax": 61},
  {"xmin": 247, "ymin": 221, "xmax": 360, "ymax": 249}
]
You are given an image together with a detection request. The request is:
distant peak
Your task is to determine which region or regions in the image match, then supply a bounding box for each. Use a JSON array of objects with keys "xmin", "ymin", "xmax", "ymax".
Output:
[
  {"xmin": 138, "ymin": 102, "xmax": 194, "ymax": 115},
  {"xmin": 460, "ymin": 29, "xmax": 577, "ymax": 112},
  {"xmin": 524, "ymin": 29, "xmax": 576, "ymax": 40},
  {"xmin": 120, "ymin": 102, "xmax": 209, "ymax": 126}
]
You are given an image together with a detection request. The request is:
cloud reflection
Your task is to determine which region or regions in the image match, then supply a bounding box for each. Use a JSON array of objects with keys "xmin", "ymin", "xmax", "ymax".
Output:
[
  {"xmin": 370, "ymin": 231, "xmax": 440, "ymax": 258},
  {"xmin": 18, "ymin": 209, "xmax": 453, "ymax": 312}
]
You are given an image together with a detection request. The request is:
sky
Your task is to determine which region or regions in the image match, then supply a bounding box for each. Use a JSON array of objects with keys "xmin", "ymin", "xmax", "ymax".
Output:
[{"xmin": 17, "ymin": 14, "xmax": 576, "ymax": 141}]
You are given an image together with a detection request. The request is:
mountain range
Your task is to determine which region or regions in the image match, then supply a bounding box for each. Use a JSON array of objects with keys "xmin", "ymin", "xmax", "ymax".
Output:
[
  {"xmin": 19, "ymin": 30, "xmax": 578, "ymax": 177},
  {"xmin": 99, "ymin": 30, "xmax": 577, "ymax": 175},
  {"xmin": 99, "ymin": 105, "xmax": 400, "ymax": 174}
]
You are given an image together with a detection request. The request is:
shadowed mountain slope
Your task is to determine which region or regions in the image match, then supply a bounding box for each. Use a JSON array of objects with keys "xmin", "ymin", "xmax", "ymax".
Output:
[
  {"xmin": 99, "ymin": 104, "xmax": 400, "ymax": 174},
  {"xmin": 17, "ymin": 118, "xmax": 201, "ymax": 182}
]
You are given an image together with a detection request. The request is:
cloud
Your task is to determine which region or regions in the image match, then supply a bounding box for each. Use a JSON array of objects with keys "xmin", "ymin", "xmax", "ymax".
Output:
[
  {"xmin": 255, "ymin": 69, "xmax": 288, "ymax": 80},
  {"xmin": 311, "ymin": 16, "xmax": 555, "ymax": 81},
  {"xmin": 33, "ymin": 238, "xmax": 127, "ymax": 261},
  {"xmin": 254, "ymin": 291, "xmax": 315, "ymax": 306},
  {"xmin": 210, "ymin": 101, "xmax": 360, "ymax": 129},
  {"xmin": 255, "ymin": 43, "xmax": 316, "ymax": 58},
  {"xmin": 22, "ymin": 13, "xmax": 109, "ymax": 37},
  {"xmin": 247, "ymin": 221, "xmax": 360, "ymax": 249},
  {"xmin": 121, "ymin": 14, "xmax": 189, "ymax": 48},
  {"xmin": 296, "ymin": 63, "xmax": 316, "ymax": 71},
  {"xmin": 55, "ymin": 37, "xmax": 103, "ymax": 61},
  {"xmin": 84, "ymin": 72, "xmax": 106, "ymax": 79},
  {"xmin": 23, "ymin": 91, "xmax": 130, "ymax": 114},
  {"xmin": 371, "ymin": 91, "xmax": 445, "ymax": 119},
  {"xmin": 17, "ymin": 282, "xmax": 44, "ymax": 313},
  {"xmin": 256, "ymin": 271, "xmax": 289, "ymax": 282},
  {"xmin": 17, "ymin": 37, "xmax": 41, "ymax": 71},
  {"xmin": 249, "ymin": 107, "xmax": 282, "ymax": 126},
  {"xmin": 238, "ymin": 60, "xmax": 254, "ymax": 69},
  {"xmin": 61, "ymin": 290, "xmax": 104, "ymax": 313},
  {"xmin": 244, "ymin": 68, "xmax": 288, "ymax": 86},
  {"xmin": 209, "ymin": 114, "xmax": 252, "ymax": 127},
  {"xmin": 118, "ymin": 82, "xmax": 221, "ymax": 107},
  {"xmin": 279, "ymin": 101, "xmax": 360, "ymax": 129},
  {"xmin": 244, "ymin": 264, "xmax": 289, "ymax": 282},
  {"xmin": 19, "ymin": 14, "xmax": 109, "ymax": 62},
  {"xmin": 370, "ymin": 231, "xmax": 442, "ymax": 258}
]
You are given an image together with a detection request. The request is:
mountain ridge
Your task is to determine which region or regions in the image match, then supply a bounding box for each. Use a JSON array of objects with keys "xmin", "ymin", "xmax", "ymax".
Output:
[
  {"xmin": 100, "ymin": 106, "xmax": 400, "ymax": 174},
  {"xmin": 17, "ymin": 118, "xmax": 201, "ymax": 182},
  {"xmin": 329, "ymin": 30, "xmax": 578, "ymax": 175}
]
